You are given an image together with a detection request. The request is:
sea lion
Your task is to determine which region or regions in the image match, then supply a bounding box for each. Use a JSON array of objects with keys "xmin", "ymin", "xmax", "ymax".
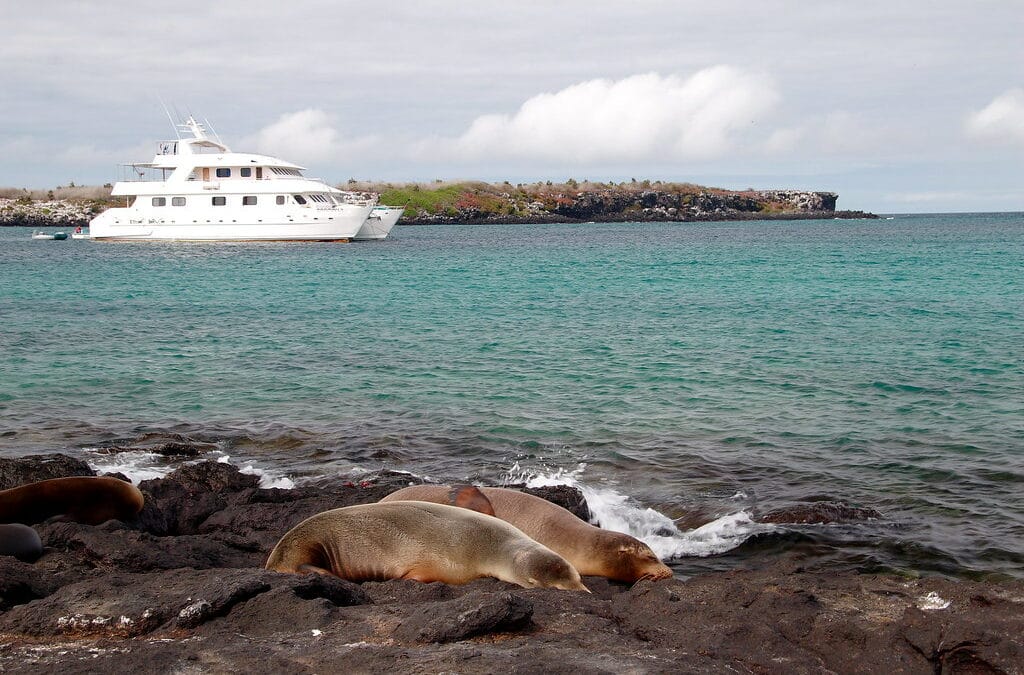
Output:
[
  {"xmin": 0, "ymin": 476, "xmax": 145, "ymax": 526},
  {"xmin": 381, "ymin": 485, "xmax": 674, "ymax": 583},
  {"xmin": 265, "ymin": 500, "xmax": 589, "ymax": 592},
  {"xmin": 0, "ymin": 523, "xmax": 43, "ymax": 562}
]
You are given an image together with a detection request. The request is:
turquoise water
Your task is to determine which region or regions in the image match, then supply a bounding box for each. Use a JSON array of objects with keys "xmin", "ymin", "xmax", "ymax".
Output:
[{"xmin": 1, "ymin": 214, "xmax": 1022, "ymax": 577}]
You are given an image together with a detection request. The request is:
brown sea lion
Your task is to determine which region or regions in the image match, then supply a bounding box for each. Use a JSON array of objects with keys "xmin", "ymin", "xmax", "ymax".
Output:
[
  {"xmin": 265, "ymin": 500, "xmax": 589, "ymax": 591},
  {"xmin": 0, "ymin": 523, "xmax": 43, "ymax": 562},
  {"xmin": 381, "ymin": 485, "xmax": 674, "ymax": 583},
  {"xmin": 0, "ymin": 476, "xmax": 145, "ymax": 525}
]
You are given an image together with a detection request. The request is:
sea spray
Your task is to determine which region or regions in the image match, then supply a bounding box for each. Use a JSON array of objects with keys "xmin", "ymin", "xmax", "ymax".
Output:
[
  {"xmin": 217, "ymin": 454, "xmax": 296, "ymax": 489},
  {"xmin": 81, "ymin": 449, "xmax": 296, "ymax": 489},
  {"xmin": 505, "ymin": 461, "xmax": 772, "ymax": 559},
  {"xmin": 82, "ymin": 449, "xmax": 175, "ymax": 483}
]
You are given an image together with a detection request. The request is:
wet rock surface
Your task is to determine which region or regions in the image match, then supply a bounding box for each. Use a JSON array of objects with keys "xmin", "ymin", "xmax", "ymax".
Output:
[{"xmin": 1, "ymin": 454, "xmax": 1021, "ymax": 673}]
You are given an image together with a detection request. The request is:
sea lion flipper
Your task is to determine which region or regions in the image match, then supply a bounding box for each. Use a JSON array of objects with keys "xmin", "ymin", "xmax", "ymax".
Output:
[
  {"xmin": 449, "ymin": 485, "xmax": 495, "ymax": 517},
  {"xmin": 297, "ymin": 563, "xmax": 334, "ymax": 576},
  {"xmin": 400, "ymin": 563, "xmax": 442, "ymax": 583}
]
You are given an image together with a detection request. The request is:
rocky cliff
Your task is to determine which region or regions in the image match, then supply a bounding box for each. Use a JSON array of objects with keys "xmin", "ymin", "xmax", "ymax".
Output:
[
  {"xmin": 0, "ymin": 198, "xmax": 98, "ymax": 229},
  {"xmin": 0, "ymin": 182, "xmax": 873, "ymax": 229},
  {"xmin": 365, "ymin": 181, "xmax": 871, "ymax": 224}
]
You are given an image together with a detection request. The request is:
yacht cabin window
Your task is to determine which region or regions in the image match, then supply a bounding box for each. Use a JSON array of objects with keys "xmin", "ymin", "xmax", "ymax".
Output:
[
  {"xmin": 293, "ymin": 195, "xmax": 307, "ymax": 205},
  {"xmin": 212, "ymin": 196, "xmax": 227, "ymax": 206},
  {"xmin": 172, "ymin": 197, "xmax": 186, "ymax": 206},
  {"xmin": 276, "ymin": 196, "xmax": 286, "ymax": 205},
  {"xmin": 240, "ymin": 168, "xmax": 252, "ymax": 178},
  {"xmin": 152, "ymin": 197, "xmax": 166, "ymax": 206},
  {"xmin": 216, "ymin": 168, "xmax": 231, "ymax": 178},
  {"xmin": 242, "ymin": 196, "xmax": 257, "ymax": 206}
]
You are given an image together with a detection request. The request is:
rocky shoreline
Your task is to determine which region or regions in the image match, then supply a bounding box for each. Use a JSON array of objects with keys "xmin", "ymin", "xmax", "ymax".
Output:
[
  {"xmin": 1, "ymin": 183, "xmax": 877, "ymax": 230},
  {"xmin": 1, "ymin": 452, "xmax": 1021, "ymax": 673},
  {"xmin": 0, "ymin": 199, "xmax": 98, "ymax": 230},
  {"xmin": 386, "ymin": 185, "xmax": 877, "ymax": 225}
]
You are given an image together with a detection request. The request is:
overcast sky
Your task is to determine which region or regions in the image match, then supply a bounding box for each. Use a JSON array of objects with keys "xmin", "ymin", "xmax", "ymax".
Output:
[{"xmin": 2, "ymin": 0, "xmax": 1022, "ymax": 212}]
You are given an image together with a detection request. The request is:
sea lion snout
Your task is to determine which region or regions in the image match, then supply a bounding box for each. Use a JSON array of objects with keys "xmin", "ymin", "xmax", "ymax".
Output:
[
  {"xmin": 614, "ymin": 538, "xmax": 673, "ymax": 582},
  {"xmin": 514, "ymin": 548, "xmax": 590, "ymax": 592}
]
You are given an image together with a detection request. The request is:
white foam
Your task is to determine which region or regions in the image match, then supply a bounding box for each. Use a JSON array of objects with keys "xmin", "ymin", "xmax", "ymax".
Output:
[
  {"xmin": 217, "ymin": 454, "xmax": 296, "ymax": 489},
  {"xmin": 82, "ymin": 449, "xmax": 174, "ymax": 483},
  {"xmin": 917, "ymin": 591, "xmax": 951, "ymax": 611},
  {"xmin": 506, "ymin": 462, "xmax": 772, "ymax": 560}
]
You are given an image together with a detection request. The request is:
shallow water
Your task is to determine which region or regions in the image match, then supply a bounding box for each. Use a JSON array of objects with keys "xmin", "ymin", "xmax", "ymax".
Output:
[{"xmin": 2, "ymin": 214, "xmax": 1022, "ymax": 578}]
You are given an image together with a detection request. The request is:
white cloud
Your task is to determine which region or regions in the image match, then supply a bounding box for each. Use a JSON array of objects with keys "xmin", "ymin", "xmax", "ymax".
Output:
[
  {"xmin": 419, "ymin": 67, "xmax": 780, "ymax": 164},
  {"xmin": 243, "ymin": 109, "xmax": 377, "ymax": 166},
  {"xmin": 966, "ymin": 88, "xmax": 1024, "ymax": 145},
  {"xmin": 762, "ymin": 127, "xmax": 803, "ymax": 154}
]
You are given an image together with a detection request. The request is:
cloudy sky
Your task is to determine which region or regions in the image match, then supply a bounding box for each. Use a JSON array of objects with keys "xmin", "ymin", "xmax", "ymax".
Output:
[{"xmin": 2, "ymin": 0, "xmax": 1021, "ymax": 212}]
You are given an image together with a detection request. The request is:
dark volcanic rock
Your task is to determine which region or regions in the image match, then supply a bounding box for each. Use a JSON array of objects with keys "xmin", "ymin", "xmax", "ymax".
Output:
[
  {"xmin": 0, "ymin": 569, "xmax": 267, "ymax": 637},
  {"xmin": 757, "ymin": 500, "xmax": 883, "ymax": 524},
  {"xmin": 394, "ymin": 591, "xmax": 533, "ymax": 643},
  {"xmin": 90, "ymin": 432, "xmax": 219, "ymax": 458},
  {"xmin": 0, "ymin": 454, "xmax": 95, "ymax": 490},
  {"xmin": 136, "ymin": 461, "xmax": 260, "ymax": 536},
  {"xmin": 36, "ymin": 520, "xmax": 262, "ymax": 572},
  {"xmin": 0, "ymin": 557, "xmax": 59, "ymax": 611},
  {"xmin": 0, "ymin": 453, "xmax": 1021, "ymax": 674},
  {"xmin": 503, "ymin": 483, "xmax": 591, "ymax": 522}
]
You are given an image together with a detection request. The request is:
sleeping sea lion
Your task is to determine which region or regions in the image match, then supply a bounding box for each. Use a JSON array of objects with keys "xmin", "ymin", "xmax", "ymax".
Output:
[
  {"xmin": 265, "ymin": 500, "xmax": 589, "ymax": 591},
  {"xmin": 0, "ymin": 476, "xmax": 145, "ymax": 525},
  {"xmin": 381, "ymin": 485, "xmax": 674, "ymax": 583}
]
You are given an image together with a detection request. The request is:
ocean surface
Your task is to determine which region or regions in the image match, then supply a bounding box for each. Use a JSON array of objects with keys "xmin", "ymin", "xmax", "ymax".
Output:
[{"xmin": 1, "ymin": 214, "xmax": 1022, "ymax": 580}]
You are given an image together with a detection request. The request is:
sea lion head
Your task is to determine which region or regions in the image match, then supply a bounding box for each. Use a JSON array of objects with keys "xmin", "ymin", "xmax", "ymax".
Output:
[
  {"xmin": 603, "ymin": 532, "xmax": 673, "ymax": 582},
  {"xmin": 513, "ymin": 547, "xmax": 590, "ymax": 592}
]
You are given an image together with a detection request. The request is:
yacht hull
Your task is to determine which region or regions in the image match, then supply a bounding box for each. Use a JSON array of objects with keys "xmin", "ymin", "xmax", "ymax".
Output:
[
  {"xmin": 89, "ymin": 205, "xmax": 373, "ymax": 242},
  {"xmin": 354, "ymin": 206, "xmax": 404, "ymax": 241}
]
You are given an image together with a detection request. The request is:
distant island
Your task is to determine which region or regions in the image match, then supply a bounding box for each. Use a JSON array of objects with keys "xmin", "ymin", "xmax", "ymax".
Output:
[{"xmin": 0, "ymin": 180, "xmax": 875, "ymax": 228}]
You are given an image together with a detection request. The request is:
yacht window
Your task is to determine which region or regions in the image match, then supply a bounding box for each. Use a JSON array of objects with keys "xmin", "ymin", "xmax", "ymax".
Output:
[
  {"xmin": 216, "ymin": 168, "xmax": 231, "ymax": 178},
  {"xmin": 270, "ymin": 167, "xmax": 303, "ymax": 177},
  {"xmin": 276, "ymin": 196, "xmax": 285, "ymax": 205},
  {"xmin": 212, "ymin": 196, "xmax": 227, "ymax": 206},
  {"xmin": 242, "ymin": 196, "xmax": 257, "ymax": 206},
  {"xmin": 172, "ymin": 197, "xmax": 186, "ymax": 206},
  {"xmin": 152, "ymin": 197, "xmax": 166, "ymax": 206},
  {"xmin": 293, "ymin": 195, "xmax": 307, "ymax": 205},
  {"xmin": 240, "ymin": 167, "xmax": 252, "ymax": 178}
]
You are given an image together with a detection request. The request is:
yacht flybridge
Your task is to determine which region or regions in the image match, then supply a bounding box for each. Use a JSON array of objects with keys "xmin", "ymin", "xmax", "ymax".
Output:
[{"xmin": 89, "ymin": 116, "xmax": 377, "ymax": 241}]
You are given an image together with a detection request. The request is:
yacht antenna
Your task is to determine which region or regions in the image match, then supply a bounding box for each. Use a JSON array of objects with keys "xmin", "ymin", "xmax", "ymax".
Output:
[
  {"xmin": 204, "ymin": 117, "xmax": 224, "ymax": 145},
  {"xmin": 158, "ymin": 96, "xmax": 181, "ymax": 139}
]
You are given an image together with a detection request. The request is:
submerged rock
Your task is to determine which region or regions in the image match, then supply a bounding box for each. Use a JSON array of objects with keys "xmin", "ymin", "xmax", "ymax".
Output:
[{"xmin": 757, "ymin": 500, "xmax": 884, "ymax": 524}]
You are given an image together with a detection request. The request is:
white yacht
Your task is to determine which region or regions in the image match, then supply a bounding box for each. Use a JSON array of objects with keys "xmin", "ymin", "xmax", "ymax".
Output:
[
  {"xmin": 353, "ymin": 206, "xmax": 404, "ymax": 241},
  {"xmin": 90, "ymin": 117, "xmax": 376, "ymax": 241}
]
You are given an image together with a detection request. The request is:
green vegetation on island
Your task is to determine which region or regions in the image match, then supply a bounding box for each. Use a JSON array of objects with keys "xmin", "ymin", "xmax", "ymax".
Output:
[
  {"xmin": 344, "ymin": 179, "xmax": 864, "ymax": 223},
  {"xmin": 1, "ymin": 180, "xmax": 873, "ymax": 228}
]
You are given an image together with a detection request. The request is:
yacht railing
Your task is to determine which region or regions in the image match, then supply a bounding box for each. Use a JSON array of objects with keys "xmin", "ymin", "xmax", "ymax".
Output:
[{"xmin": 117, "ymin": 165, "xmax": 171, "ymax": 182}]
